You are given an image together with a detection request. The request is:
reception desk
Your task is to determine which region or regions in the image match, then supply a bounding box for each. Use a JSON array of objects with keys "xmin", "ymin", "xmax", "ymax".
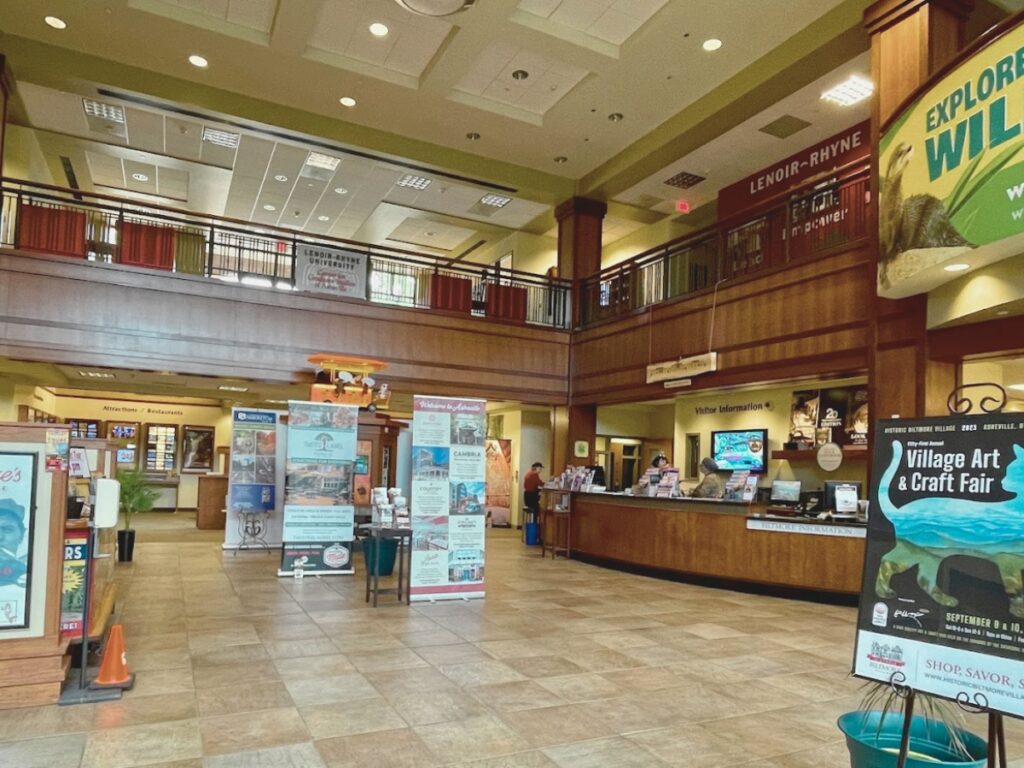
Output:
[{"xmin": 568, "ymin": 492, "xmax": 865, "ymax": 597}]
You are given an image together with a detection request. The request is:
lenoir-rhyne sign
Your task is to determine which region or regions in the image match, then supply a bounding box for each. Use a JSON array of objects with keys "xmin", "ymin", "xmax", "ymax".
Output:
[{"xmin": 646, "ymin": 352, "xmax": 717, "ymax": 385}]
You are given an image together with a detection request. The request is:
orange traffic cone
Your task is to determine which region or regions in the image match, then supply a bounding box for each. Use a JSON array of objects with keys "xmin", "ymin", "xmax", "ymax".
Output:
[{"xmin": 90, "ymin": 624, "xmax": 135, "ymax": 690}]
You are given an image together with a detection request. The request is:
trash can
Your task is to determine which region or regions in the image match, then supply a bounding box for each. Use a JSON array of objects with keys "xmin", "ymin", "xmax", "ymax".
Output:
[
  {"xmin": 524, "ymin": 521, "xmax": 540, "ymax": 545},
  {"xmin": 362, "ymin": 538, "xmax": 398, "ymax": 576}
]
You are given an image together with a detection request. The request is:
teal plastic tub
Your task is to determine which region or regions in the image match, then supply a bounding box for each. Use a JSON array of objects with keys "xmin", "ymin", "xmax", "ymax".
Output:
[
  {"xmin": 361, "ymin": 538, "xmax": 398, "ymax": 577},
  {"xmin": 837, "ymin": 711, "xmax": 987, "ymax": 768}
]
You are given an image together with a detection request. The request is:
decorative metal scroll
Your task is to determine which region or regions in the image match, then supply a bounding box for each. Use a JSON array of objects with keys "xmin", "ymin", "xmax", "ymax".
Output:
[{"xmin": 947, "ymin": 383, "xmax": 1007, "ymax": 415}]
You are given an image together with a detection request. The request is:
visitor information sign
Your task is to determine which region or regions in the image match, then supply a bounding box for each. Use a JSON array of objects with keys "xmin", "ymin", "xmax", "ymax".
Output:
[
  {"xmin": 280, "ymin": 401, "xmax": 358, "ymax": 576},
  {"xmin": 854, "ymin": 414, "xmax": 1024, "ymax": 717},
  {"xmin": 410, "ymin": 396, "xmax": 487, "ymax": 601}
]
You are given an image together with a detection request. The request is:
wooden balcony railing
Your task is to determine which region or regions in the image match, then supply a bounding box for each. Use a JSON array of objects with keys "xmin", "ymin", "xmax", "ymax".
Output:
[
  {"xmin": 0, "ymin": 178, "xmax": 572, "ymax": 330},
  {"xmin": 580, "ymin": 164, "xmax": 870, "ymax": 326}
]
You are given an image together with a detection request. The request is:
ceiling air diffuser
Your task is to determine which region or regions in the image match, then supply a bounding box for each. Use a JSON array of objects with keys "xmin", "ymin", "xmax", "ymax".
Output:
[{"xmin": 393, "ymin": 0, "xmax": 476, "ymax": 16}]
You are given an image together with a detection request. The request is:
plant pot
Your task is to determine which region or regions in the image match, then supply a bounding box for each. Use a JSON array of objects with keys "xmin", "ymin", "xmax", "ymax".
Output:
[
  {"xmin": 838, "ymin": 711, "xmax": 987, "ymax": 767},
  {"xmin": 117, "ymin": 529, "xmax": 136, "ymax": 562}
]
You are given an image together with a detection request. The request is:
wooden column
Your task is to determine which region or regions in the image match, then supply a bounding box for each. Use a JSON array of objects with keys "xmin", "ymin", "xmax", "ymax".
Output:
[
  {"xmin": 0, "ymin": 56, "xmax": 11, "ymax": 178},
  {"xmin": 555, "ymin": 197, "xmax": 606, "ymax": 329},
  {"xmin": 864, "ymin": 0, "xmax": 972, "ymax": 419},
  {"xmin": 551, "ymin": 404, "xmax": 597, "ymax": 471}
]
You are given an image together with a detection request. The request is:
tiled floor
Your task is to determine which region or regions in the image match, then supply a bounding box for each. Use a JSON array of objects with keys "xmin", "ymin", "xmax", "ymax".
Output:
[{"xmin": 3, "ymin": 515, "xmax": 1023, "ymax": 767}]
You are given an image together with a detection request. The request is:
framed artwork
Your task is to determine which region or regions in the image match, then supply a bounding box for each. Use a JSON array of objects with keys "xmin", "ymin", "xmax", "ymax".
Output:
[
  {"xmin": 181, "ymin": 426, "xmax": 215, "ymax": 473},
  {"xmin": 0, "ymin": 452, "xmax": 38, "ymax": 630}
]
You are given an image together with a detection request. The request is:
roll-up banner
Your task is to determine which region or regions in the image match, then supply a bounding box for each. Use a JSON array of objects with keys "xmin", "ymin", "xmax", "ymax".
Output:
[
  {"xmin": 854, "ymin": 413, "xmax": 1024, "ymax": 717},
  {"xmin": 225, "ymin": 408, "xmax": 284, "ymax": 549},
  {"xmin": 410, "ymin": 396, "xmax": 487, "ymax": 601},
  {"xmin": 279, "ymin": 401, "xmax": 358, "ymax": 576}
]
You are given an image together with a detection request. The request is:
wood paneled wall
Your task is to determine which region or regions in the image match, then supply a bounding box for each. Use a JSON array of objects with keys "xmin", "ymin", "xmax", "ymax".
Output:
[
  {"xmin": 572, "ymin": 248, "xmax": 874, "ymax": 405},
  {"xmin": 0, "ymin": 251, "xmax": 569, "ymax": 405}
]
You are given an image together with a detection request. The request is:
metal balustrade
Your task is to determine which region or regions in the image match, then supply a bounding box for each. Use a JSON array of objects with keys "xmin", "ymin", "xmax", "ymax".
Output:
[
  {"xmin": 580, "ymin": 165, "xmax": 870, "ymax": 326},
  {"xmin": 0, "ymin": 178, "xmax": 572, "ymax": 330}
]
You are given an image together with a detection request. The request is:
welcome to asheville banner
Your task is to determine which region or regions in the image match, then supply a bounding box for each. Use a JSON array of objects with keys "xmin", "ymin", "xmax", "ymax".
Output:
[
  {"xmin": 410, "ymin": 396, "xmax": 487, "ymax": 601},
  {"xmin": 854, "ymin": 413, "xmax": 1024, "ymax": 717}
]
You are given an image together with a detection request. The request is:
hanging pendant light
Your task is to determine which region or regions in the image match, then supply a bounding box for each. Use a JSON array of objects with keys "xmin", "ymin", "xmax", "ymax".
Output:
[{"xmin": 393, "ymin": 0, "xmax": 476, "ymax": 17}]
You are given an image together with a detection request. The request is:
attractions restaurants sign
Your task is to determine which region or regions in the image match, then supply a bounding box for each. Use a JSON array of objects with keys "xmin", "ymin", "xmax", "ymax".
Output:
[
  {"xmin": 717, "ymin": 121, "xmax": 869, "ymax": 219},
  {"xmin": 878, "ymin": 16, "xmax": 1024, "ymax": 298}
]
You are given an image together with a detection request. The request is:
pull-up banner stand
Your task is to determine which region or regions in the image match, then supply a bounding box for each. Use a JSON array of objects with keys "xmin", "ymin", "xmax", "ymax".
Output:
[{"xmin": 410, "ymin": 396, "xmax": 487, "ymax": 601}]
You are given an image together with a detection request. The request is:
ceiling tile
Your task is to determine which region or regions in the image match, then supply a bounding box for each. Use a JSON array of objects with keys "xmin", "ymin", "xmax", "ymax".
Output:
[
  {"xmin": 587, "ymin": 8, "xmax": 641, "ymax": 45},
  {"xmin": 518, "ymin": 0, "xmax": 561, "ymax": 17},
  {"xmin": 549, "ymin": 0, "xmax": 606, "ymax": 31}
]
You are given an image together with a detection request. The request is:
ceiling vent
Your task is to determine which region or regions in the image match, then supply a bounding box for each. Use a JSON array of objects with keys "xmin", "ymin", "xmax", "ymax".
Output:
[
  {"xmin": 663, "ymin": 171, "xmax": 705, "ymax": 190},
  {"xmin": 393, "ymin": 0, "xmax": 476, "ymax": 16},
  {"xmin": 83, "ymin": 98, "xmax": 127, "ymax": 138},
  {"xmin": 759, "ymin": 114, "xmax": 812, "ymax": 139}
]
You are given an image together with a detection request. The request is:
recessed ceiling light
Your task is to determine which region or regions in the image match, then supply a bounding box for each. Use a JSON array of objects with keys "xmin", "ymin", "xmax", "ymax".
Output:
[
  {"xmin": 466, "ymin": 132, "xmax": 480, "ymax": 141},
  {"xmin": 339, "ymin": 96, "xmax": 357, "ymax": 108},
  {"xmin": 131, "ymin": 172, "xmax": 149, "ymax": 182},
  {"xmin": 397, "ymin": 174, "xmax": 432, "ymax": 190},
  {"xmin": 997, "ymin": 310, "xmax": 1010, "ymax": 316},
  {"xmin": 188, "ymin": 54, "xmax": 209, "ymax": 68},
  {"xmin": 943, "ymin": 263, "xmax": 970, "ymax": 272},
  {"xmin": 554, "ymin": 156, "xmax": 568, "ymax": 164},
  {"xmin": 317, "ymin": 215, "xmax": 331, "ymax": 222},
  {"xmin": 334, "ymin": 187, "xmax": 349, "ymax": 194},
  {"xmin": 369, "ymin": 22, "xmax": 389, "ymax": 36},
  {"xmin": 83, "ymin": 98, "xmax": 125, "ymax": 124},
  {"xmin": 78, "ymin": 370, "xmax": 115, "ymax": 379},
  {"xmin": 480, "ymin": 193, "xmax": 512, "ymax": 208},
  {"xmin": 821, "ymin": 75, "xmax": 874, "ymax": 107},
  {"xmin": 512, "ymin": 69, "xmax": 529, "ymax": 80},
  {"xmin": 202, "ymin": 127, "xmax": 240, "ymax": 148},
  {"xmin": 608, "ymin": 113, "xmax": 624, "ymax": 122},
  {"xmin": 274, "ymin": 174, "xmax": 288, "ymax": 182},
  {"xmin": 44, "ymin": 16, "xmax": 67, "ymax": 30},
  {"xmin": 702, "ymin": 38, "xmax": 722, "ymax": 51},
  {"xmin": 218, "ymin": 385, "xmax": 249, "ymax": 392},
  {"xmin": 424, "ymin": 231, "xmax": 436, "ymax": 237},
  {"xmin": 306, "ymin": 152, "xmax": 341, "ymax": 171},
  {"xmin": 263, "ymin": 204, "xmax": 277, "ymax": 211}
]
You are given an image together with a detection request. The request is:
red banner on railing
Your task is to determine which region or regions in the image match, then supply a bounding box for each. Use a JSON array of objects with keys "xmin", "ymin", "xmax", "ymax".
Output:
[{"xmin": 717, "ymin": 121, "xmax": 870, "ymax": 220}]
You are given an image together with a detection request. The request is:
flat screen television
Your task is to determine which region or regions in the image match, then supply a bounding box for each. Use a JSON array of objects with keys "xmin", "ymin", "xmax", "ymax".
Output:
[
  {"xmin": 710, "ymin": 429, "xmax": 768, "ymax": 473},
  {"xmin": 770, "ymin": 480, "xmax": 801, "ymax": 503},
  {"xmin": 824, "ymin": 480, "xmax": 862, "ymax": 512}
]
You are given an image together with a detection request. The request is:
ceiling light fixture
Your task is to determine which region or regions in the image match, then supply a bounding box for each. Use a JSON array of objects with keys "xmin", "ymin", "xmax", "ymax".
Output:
[
  {"xmin": 188, "ymin": 54, "xmax": 209, "ymax": 68},
  {"xmin": 424, "ymin": 231, "xmax": 436, "ymax": 237},
  {"xmin": 334, "ymin": 187, "xmax": 349, "ymax": 194},
  {"xmin": 997, "ymin": 310, "xmax": 1010, "ymax": 316},
  {"xmin": 512, "ymin": 70, "xmax": 529, "ymax": 80},
  {"xmin": 218, "ymin": 385, "xmax": 249, "ymax": 392},
  {"xmin": 821, "ymin": 75, "xmax": 874, "ymax": 107},
  {"xmin": 78, "ymin": 370, "xmax": 115, "ymax": 379},
  {"xmin": 608, "ymin": 112, "xmax": 624, "ymax": 122},
  {"xmin": 369, "ymin": 22, "xmax": 390, "ymax": 36},
  {"xmin": 397, "ymin": 174, "xmax": 432, "ymax": 190},
  {"xmin": 131, "ymin": 173, "xmax": 149, "ymax": 182},
  {"xmin": 83, "ymin": 98, "xmax": 125, "ymax": 124},
  {"xmin": 943, "ymin": 263, "xmax": 970, "ymax": 272},
  {"xmin": 274, "ymin": 174, "xmax": 288, "ymax": 182},
  {"xmin": 480, "ymin": 193, "xmax": 512, "ymax": 208},
  {"xmin": 339, "ymin": 96, "xmax": 357, "ymax": 107},
  {"xmin": 466, "ymin": 132, "xmax": 480, "ymax": 140},
  {"xmin": 318, "ymin": 215, "xmax": 331, "ymax": 221},
  {"xmin": 44, "ymin": 16, "xmax": 67, "ymax": 29},
  {"xmin": 702, "ymin": 38, "xmax": 722, "ymax": 51},
  {"xmin": 392, "ymin": 0, "xmax": 476, "ymax": 17},
  {"xmin": 202, "ymin": 127, "xmax": 240, "ymax": 148},
  {"xmin": 554, "ymin": 156, "xmax": 568, "ymax": 164},
  {"xmin": 1009, "ymin": 383, "xmax": 1024, "ymax": 392},
  {"xmin": 263, "ymin": 204, "xmax": 277, "ymax": 211},
  {"xmin": 305, "ymin": 152, "xmax": 342, "ymax": 171}
]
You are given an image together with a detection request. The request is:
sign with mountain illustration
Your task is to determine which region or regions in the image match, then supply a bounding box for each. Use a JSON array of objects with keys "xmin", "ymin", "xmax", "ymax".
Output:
[
  {"xmin": 853, "ymin": 414, "xmax": 1024, "ymax": 717},
  {"xmin": 879, "ymin": 19, "xmax": 1024, "ymax": 298}
]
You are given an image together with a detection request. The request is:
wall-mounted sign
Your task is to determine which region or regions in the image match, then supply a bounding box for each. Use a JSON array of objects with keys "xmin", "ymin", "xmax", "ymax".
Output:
[
  {"xmin": 878, "ymin": 19, "xmax": 1024, "ymax": 298},
  {"xmin": 573, "ymin": 440, "xmax": 590, "ymax": 459},
  {"xmin": 816, "ymin": 442, "xmax": 844, "ymax": 472},
  {"xmin": 647, "ymin": 352, "xmax": 718, "ymax": 384},
  {"xmin": 854, "ymin": 414, "xmax": 1024, "ymax": 718},
  {"xmin": 295, "ymin": 244, "xmax": 368, "ymax": 300},
  {"xmin": 790, "ymin": 386, "xmax": 868, "ymax": 448},
  {"xmin": 718, "ymin": 121, "xmax": 869, "ymax": 219}
]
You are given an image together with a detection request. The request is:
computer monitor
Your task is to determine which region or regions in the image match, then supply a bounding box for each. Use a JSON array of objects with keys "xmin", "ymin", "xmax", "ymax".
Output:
[
  {"xmin": 824, "ymin": 480, "xmax": 862, "ymax": 512},
  {"xmin": 586, "ymin": 465, "xmax": 607, "ymax": 487},
  {"xmin": 770, "ymin": 480, "xmax": 801, "ymax": 503}
]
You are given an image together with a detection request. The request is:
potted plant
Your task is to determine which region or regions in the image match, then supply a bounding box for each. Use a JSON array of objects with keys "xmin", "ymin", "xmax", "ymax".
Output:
[
  {"xmin": 838, "ymin": 683, "xmax": 988, "ymax": 767},
  {"xmin": 115, "ymin": 468, "xmax": 158, "ymax": 562}
]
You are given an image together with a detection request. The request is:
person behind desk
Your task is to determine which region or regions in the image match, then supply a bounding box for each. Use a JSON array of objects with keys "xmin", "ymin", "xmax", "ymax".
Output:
[
  {"xmin": 523, "ymin": 462, "xmax": 544, "ymax": 521},
  {"xmin": 690, "ymin": 457, "xmax": 724, "ymax": 499},
  {"xmin": 651, "ymin": 454, "xmax": 668, "ymax": 471}
]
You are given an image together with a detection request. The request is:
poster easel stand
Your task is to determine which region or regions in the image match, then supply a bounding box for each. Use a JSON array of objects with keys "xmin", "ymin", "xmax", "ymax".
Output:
[{"xmin": 888, "ymin": 384, "xmax": 1011, "ymax": 768}]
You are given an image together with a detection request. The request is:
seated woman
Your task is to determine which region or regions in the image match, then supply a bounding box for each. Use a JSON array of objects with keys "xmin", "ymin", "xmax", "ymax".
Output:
[{"xmin": 689, "ymin": 457, "xmax": 724, "ymax": 499}]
